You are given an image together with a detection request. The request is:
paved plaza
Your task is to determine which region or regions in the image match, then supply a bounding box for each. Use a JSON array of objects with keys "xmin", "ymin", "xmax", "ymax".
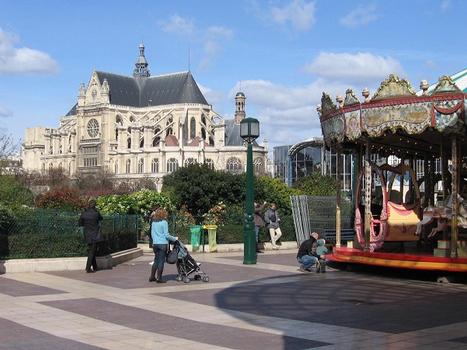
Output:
[{"xmin": 1, "ymin": 250, "xmax": 467, "ymax": 350}]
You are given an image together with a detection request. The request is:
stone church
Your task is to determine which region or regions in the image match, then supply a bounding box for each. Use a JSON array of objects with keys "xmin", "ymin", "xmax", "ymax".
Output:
[{"xmin": 22, "ymin": 44, "xmax": 268, "ymax": 187}]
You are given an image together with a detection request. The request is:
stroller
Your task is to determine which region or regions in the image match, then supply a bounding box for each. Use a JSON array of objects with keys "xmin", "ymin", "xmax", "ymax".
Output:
[{"xmin": 172, "ymin": 240, "xmax": 209, "ymax": 283}]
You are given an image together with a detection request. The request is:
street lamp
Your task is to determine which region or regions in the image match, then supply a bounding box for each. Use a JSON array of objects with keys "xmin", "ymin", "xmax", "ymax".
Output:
[{"xmin": 240, "ymin": 117, "xmax": 260, "ymax": 264}]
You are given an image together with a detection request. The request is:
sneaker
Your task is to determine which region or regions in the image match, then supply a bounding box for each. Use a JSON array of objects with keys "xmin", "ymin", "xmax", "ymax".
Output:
[
  {"xmin": 315, "ymin": 262, "xmax": 321, "ymax": 273},
  {"xmin": 272, "ymin": 245, "xmax": 279, "ymax": 250},
  {"xmin": 156, "ymin": 279, "xmax": 167, "ymax": 284},
  {"xmin": 299, "ymin": 265, "xmax": 306, "ymax": 272}
]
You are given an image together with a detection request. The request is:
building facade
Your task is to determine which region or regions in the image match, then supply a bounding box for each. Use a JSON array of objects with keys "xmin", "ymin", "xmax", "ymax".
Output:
[{"xmin": 22, "ymin": 45, "xmax": 268, "ymax": 185}]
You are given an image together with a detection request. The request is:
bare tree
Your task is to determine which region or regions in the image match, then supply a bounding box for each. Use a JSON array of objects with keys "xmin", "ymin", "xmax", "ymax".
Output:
[{"xmin": 0, "ymin": 133, "xmax": 19, "ymax": 174}]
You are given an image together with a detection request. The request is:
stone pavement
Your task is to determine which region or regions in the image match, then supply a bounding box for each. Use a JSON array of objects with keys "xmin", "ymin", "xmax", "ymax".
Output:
[{"xmin": 1, "ymin": 250, "xmax": 467, "ymax": 350}]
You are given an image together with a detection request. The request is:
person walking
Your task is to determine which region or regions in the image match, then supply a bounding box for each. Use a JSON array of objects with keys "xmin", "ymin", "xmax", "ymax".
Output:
[
  {"xmin": 254, "ymin": 201, "xmax": 266, "ymax": 253},
  {"xmin": 149, "ymin": 208, "xmax": 178, "ymax": 283},
  {"xmin": 264, "ymin": 202, "xmax": 282, "ymax": 249},
  {"xmin": 78, "ymin": 199, "xmax": 103, "ymax": 273}
]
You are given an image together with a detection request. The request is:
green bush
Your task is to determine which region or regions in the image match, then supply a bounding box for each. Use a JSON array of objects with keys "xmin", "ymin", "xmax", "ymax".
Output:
[
  {"xmin": 256, "ymin": 176, "xmax": 301, "ymax": 215},
  {"xmin": 293, "ymin": 173, "xmax": 337, "ymax": 196},
  {"xmin": 0, "ymin": 175, "xmax": 34, "ymax": 209}
]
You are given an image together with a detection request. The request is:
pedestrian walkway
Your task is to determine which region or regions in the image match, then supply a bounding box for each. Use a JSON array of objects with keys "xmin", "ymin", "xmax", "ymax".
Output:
[{"xmin": 1, "ymin": 250, "xmax": 467, "ymax": 349}]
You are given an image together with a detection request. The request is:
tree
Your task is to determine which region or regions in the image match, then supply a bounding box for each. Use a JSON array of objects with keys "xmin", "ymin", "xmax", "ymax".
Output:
[
  {"xmin": 293, "ymin": 173, "xmax": 337, "ymax": 196},
  {"xmin": 0, "ymin": 133, "xmax": 19, "ymax": 175}
]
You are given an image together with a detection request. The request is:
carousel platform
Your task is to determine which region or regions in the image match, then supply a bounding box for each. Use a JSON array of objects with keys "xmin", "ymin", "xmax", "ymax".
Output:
[{"xmin": 328, "ymin": 247, "xmax": 467, "ymax": 273}]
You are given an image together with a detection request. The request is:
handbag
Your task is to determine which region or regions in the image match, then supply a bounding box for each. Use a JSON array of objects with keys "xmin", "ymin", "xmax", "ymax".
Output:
[{"xmin": 166, "ymin": 243, "xmax": 178, "ymax": 264}]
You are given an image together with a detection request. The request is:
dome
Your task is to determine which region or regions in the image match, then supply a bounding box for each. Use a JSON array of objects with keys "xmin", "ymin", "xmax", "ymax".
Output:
[{"xmin": 236, "ymin": 91, "xmax": 245, "ymax": 97}]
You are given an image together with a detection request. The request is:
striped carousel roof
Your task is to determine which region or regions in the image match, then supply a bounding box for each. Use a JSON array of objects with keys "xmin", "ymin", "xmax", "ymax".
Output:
[{"xmin": 418, "ymin": 68, "xmax": 467, "ymax": 95}]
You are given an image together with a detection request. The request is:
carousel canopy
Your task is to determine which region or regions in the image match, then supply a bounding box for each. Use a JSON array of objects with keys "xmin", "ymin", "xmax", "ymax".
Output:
[{"xmin": 319, "ymin": 73, "xmax": 467, "ymax": 157}]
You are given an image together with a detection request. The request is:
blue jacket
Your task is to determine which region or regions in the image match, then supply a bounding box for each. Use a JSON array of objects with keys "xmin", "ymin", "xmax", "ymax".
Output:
[{"xmin": 151, "ymin": 220, "xmax": 177, "ymax": 245}]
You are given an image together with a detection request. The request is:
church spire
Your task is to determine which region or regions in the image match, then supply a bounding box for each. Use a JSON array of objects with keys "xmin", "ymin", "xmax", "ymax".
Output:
[{"xmin": 133, "ymin": 43, "xmax": 150, "ymax": 78}]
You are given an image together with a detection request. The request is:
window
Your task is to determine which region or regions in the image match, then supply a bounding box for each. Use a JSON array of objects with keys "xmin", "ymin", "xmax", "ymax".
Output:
[
  {"xmin": 83, "ymin": 157, "xmax": 97, "ymax": 167},
  {"xmin": 201, "ymin": 127, "xmax": 206, "ymax": 140},
  {"xmin": 226, "ymin": 157, "xmax": 242, "ymax": 174},
  {"xmin": 167, "ymin": 158, "xmax": 178, "ymax": 173},
  {"xmin": 205, "ymin": 159, "xmax": 214, "ymax": 170},
  {"xmin": 151, "ymin": 159, "xmax": 159, "ymax": 173},
  {"xmin": 184, "ymin": 158, "xmax": 197, "ymax": 167},
  {"xmin": 254, "ymin": 157, "xmax": 264, "ymax": 175},
  {"xmin": 140, "ymin": 138, "xmax": 144, "ymax": 148},
  {"xmin": 201, "ymin": 115, "xmax": 206, "ymax": 125},
  {"xmin": 209, "ymin": 137, "xmax": 214, "ymax": 146},
  {"xmin": 127, "ymin": 137, "xmax": 131, "ymax": 149},
  {"xmin": 166, "ymin": 127, "xmax": 173, "ymax": 136},
  {"xmin": 126, "ymin": 159, "xmax": 131, "ymax": 173},
  {"xmin": 138, "ymin": 159, "xmax": 144, "ymax": 173},
  {"xmin": 87, "ymin": 118, "xmax": 99, "ymax": 138},
  {"xmin": 153, "ymin": 128, "xmax": 161, "ymax": 146},
  {"xmin": 190, "ymin": 117, "xmax": 196, "ymax": 139}
]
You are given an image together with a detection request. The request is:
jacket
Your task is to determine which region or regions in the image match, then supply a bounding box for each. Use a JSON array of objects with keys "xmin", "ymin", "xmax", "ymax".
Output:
[
  {"xmin": 254, "ymin": 204, "xmax": 265, "ymax": 227},
  {"xmin": 264, "ymin": 208, "xmax": 280, "ymax": 229},
  {"xmin": 296, "ymin": 238, "xmax": 318, "ymax": 259},
  {"xmin": 78, "ymin": 208, "xmax": 103, "ymax": 244},
  {"xmin": 151, "ymin": 220, "xmax": 177, "ymax": 245}
]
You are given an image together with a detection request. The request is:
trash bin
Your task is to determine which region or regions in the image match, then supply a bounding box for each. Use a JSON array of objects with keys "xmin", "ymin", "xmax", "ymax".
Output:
[
  {"xmin": 190, "ymin": 225, "xmax": 202, "ymax": 252},
  {"xmin": 204, "ymin": 224, "xmax": 218, "ymax": 252}
]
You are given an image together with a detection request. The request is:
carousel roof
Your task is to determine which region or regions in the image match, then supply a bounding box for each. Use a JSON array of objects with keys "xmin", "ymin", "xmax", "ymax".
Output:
[{"xmin": 318, "ymin": 73, "xmax": 467, "ymax": 157}]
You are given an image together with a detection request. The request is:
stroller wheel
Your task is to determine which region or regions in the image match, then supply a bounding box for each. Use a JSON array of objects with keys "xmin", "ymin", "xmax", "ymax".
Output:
[
  {"xmin": 183, "ymin": 277, "xmax": 191, "ymax": 283},
  {"xmin": 194, "ymin": 274, "xmax": 201, "ymax": 281},
  {"xmin": 176, "ymin": 275, "xmax": 183, "ymax": 282},
  {"xmin": 202, "ymin": 276, "xmax": 209, "ymax": 282}
]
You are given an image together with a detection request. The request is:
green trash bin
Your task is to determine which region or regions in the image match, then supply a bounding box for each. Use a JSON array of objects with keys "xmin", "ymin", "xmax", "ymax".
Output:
[{"xmin": 190, "ymin": 225, "xmax": 202, "ymax": 252}]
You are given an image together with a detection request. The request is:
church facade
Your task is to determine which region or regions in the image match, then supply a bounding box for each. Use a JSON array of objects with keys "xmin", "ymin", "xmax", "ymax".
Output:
[{"xmin": 22, "ymin": 44, "xmax": 268, "ymax": 186}]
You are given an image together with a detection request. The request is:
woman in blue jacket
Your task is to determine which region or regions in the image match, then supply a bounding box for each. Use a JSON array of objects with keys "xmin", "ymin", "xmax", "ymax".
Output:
[{"xmin": 149, "ymin": 208, "xmax": 178, "ymax": 283}]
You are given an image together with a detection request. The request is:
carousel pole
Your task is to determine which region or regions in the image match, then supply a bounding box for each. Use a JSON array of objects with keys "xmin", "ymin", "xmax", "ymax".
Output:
[
  {"xmin": 364, "ymin": 141, "xmax": 371, "ymax": 252},
  {"xmin": 441, "ymin": 142, "xmax": 448, "ymax": 201},
  {"xmin": 423, "ymin": 154, "xmax": 429, "ymax": 208},
  {"xmin": 399, "ymin": 157, "xmax": 404, "ymax": 203},
  {"xmin": 428, "ymin": 158, "xmax": 435, "ymax": 207},
  {"xmin": 336, "ymin": 145, "xmax": 342, "ymax": 248},
  {"xmin": 451, "ymin": 137, "xmax": 459, "ymax": 258}
]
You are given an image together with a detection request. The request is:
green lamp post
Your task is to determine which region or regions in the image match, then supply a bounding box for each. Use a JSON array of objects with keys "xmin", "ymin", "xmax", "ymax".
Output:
[{"xmin": 240, "ymin": 117, "xmax": 260, "ymax": 264}]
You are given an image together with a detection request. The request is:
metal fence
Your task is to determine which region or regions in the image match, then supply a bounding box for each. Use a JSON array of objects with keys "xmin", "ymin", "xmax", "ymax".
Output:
[
  {"xmin": 0, "ymin": 209, "xmax": 139, "ymax": 260},
  {"xmin": 291, "ymin": 195, "xmax": 353, "ymax": 244}
]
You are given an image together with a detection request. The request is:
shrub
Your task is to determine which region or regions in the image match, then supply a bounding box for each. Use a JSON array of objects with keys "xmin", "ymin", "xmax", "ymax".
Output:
[
  {"xmin": 293, "ymin": 173, "xmax": 337, "ymax": 196},
  {"xmin": 0, "ymin": 175, "xmax": 35, "ymax": 208},
  {"xmin": 255, "ymin": 176, "xmax": 301, "ymax": 215},
  {"xmin": 35, "ymin": 187, "xmax": 85, "ymax": 211}
]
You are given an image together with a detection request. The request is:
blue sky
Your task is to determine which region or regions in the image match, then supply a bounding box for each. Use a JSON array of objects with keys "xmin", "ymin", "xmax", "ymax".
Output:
[{"xmin": 0, "ymin": 0, "xmax": 466, "ymax": 150}]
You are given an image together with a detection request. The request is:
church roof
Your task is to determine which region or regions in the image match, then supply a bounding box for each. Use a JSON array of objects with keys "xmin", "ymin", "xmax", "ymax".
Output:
[
  {"xmin": 95, "ymin": 71, "xmax": 208, "ymax": 107},
  {"xmin": 224, "ymin": 119, "xmax": 259, "ymax": 146}
]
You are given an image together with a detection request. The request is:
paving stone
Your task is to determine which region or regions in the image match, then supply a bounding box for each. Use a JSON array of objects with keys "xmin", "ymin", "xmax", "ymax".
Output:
[
  {"xmin": 0, "ymin": 277, "xmax": 66, "ymax": 296},
  {"xmin": 42, "ymin": 298, "xmax": 328, "ymax": 350}
]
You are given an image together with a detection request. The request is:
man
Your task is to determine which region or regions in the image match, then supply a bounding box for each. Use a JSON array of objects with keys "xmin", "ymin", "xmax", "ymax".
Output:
[
  {"xmin": 297, "ymin": 232, "xmax": 325, "ymax": 272},
  {"xmin": 264, "ymin": 202, "xmax": 282, "ymax": 249},
  {"xmin": 79, "ymin": 199, "xmax": 103, "ymax": 273},
  {"xmin": 254, "ymin": 201, "xmax": 266, "ymax": 253}
]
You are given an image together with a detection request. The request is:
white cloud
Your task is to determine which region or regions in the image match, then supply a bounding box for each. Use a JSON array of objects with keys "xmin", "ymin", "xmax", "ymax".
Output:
[
  {"xmin": 270, "ymin": 0, "xmax": 316, "ymax": 31},
  {"xmin": 0, "ymin": 28, "xmax": 58, "ymax": 74},
  {"xmin": 440, "ymin": 0, "xmax": 451, "ymax": 11},
  {"xmin": 0, "ymin": 105, "xmax": 12, "ymax": 118},
  {"xmin": 198, "ymin": 83, "xmax": 225, "ymax": 106},
  {"xmin": 158, "ymin": 16, "xmax": 233, "ymax": 69},
  {"xmin": 340, "ymin": 4, "xmax": 378, "ymax": 28},
  {"xmin": 304, "ymin": 52, "xmax": 404, "ymax": 84},
  {"xmin": 159, "ymin": 15, "xmax": 195, "ymax": 37}
]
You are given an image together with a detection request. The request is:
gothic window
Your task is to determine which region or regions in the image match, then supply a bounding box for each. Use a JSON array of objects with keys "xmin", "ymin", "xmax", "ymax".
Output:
[
  {"xmin": 254, "ymin": 157, "xmax": 264, "ymax": 175},
  {"xmin": 201, "ymin": 127, "xmax": 206, "ymax": 140},
  {"xmin": 49, "ymin": 144, "xmax": 53, "ymax": 154},
  {"xmin": 115, "ymin": 128, "xmax": 119, "ymax": 141},
  {"xmin": 166, "ymin": 116, "xmax": 173, "ymax": 125},
  {"xmin": 151, "ymin": 159, "xmax": 159, "ymax": 173},
  {"xmin": 126, "ymin": 159, "xmax": 131, "ymax": 173},
  {"xmin": 167, "ymin": 158, "xmax": 178, "ymax": 173},
  {"xmin": 184, "ymin": 158, "xmax": 197, "ymax": 167},
  {"xmin": 129, "ymin": 116, "xmax": 135, "ymax": 123},
  {"xmin": 226, "ymin": 157, "xmax": 242, "ymax": 174},
  {"xmin": 153, "ymin": 128, "xmax": 161, "ymax": 146},
  {"xmin": 87, "ymin": 118, "xmax": 99, "ymax": 138},
  {"xmin": 68, "ymin": 134, "xmax": 72, "ymax": 152},
  {"xmin": 59, "ymin": 143, "xmax": 63, "ymax": 154},
  {"xmin": 138, "ymin": 159, "xmax": 144, "ymax": 173},
  {"xmin": 209, "ymin": 137, "xmax": 214, "ymax": 146},
  {"xmin": 127, "ymin": 137, "xmax": 131, "ymax": 149},
  {"xmin": 116, "ymin": 115, "xmax": 123, "ymax": 126},
  {"xmin": 190, "ymin": 117, "xmax": 196, "ymax": 139},
  {"xmin": 166, "ymin": 127, "xmax": 173, "ymax": 136},
  {"xmin": 205, "ymin": 159, "xmax": 214, "ymax": 170},
  {"xmin": 140, "ymin": 138, "xmax": 144, "ymax": 148},
  {"xmin": 201, "ymin": 115, "xmax": 206, "ymax": 125}
]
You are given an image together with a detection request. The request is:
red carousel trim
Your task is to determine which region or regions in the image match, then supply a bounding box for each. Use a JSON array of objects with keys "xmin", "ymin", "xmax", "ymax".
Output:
[{"xmin": 433, "ymin": 100, "xmax": 464, "ymax": 114}]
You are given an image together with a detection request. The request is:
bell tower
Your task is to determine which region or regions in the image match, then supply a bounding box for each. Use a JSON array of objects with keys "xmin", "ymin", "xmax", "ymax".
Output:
[
  {"xmin": 234, "ymin": 91, "xmax": 246, "ymax": 124},
  {"xmin": 133, "ymin": 43, "xmax": 150, "ymax": 78}
]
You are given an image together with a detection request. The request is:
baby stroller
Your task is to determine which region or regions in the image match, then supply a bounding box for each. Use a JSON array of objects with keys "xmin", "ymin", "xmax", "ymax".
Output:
[{"xmin": 172, "ymin": 240, "xmax": 209, "ymax": 283}]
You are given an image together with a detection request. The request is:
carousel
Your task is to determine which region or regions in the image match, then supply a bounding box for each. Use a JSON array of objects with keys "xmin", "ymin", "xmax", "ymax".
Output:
[{"xmin": 318, "ymin": 71, "xmax": 467, "ymax": 273}]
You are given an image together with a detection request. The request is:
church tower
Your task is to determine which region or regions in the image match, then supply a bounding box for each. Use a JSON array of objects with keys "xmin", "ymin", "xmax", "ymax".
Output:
[
  {"xmin": 133, "ymin": 43, "xmax": 150, "ymax": 78},
  {"xmin": 234, "ymin": 91, "xmax": 246, "ymax": 124}
]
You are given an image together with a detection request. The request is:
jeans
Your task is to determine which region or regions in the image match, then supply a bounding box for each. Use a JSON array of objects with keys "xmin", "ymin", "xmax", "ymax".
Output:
[
  {"xmin": 255, "ymin": 226, "xmax": 260, "ymax": 242},
  {"xmin": 153, "ymin": 244, "xmax": 167, "ymax": 272},
  {"xmin": 297, "ymin": 255, "xmax": 318, "ymax": 269},
  {"xmin": 269, "ymin": 227, "xmax": 282, "ymax": 246}
]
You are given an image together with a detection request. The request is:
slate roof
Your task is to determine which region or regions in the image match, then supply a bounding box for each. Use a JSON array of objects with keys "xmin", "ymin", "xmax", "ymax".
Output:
[
  {"xmin": 96, "ymin": 71, "xmax": 208, "ymax": 107},
  {"xmin": 224, "ymin": 119, "xmax": 259, "ymax": 146},
  {"xmin": 66, "ymin": 103, "xmax": 78, "ymax": 116}
]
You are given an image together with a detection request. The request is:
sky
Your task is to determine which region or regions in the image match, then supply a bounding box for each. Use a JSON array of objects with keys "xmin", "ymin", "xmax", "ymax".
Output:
[{"xmin": 0, "ymin": 0, "xmax": 466, "ymax": 151}]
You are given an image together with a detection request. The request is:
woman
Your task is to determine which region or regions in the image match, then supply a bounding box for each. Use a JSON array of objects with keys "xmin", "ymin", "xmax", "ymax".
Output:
[
  {"xmin": 149, "ymin": 208, "xmax": 178, "ymax": 283},
  {"xmin": 254, "ymin": 202, "xmax": 266, "ymax": 253}
]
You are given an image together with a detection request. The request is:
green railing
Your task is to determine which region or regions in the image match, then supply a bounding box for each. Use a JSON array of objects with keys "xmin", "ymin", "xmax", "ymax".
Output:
[{"xmin": 0, "ymin": 209, "xmax": 139, "ymax": 260}]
